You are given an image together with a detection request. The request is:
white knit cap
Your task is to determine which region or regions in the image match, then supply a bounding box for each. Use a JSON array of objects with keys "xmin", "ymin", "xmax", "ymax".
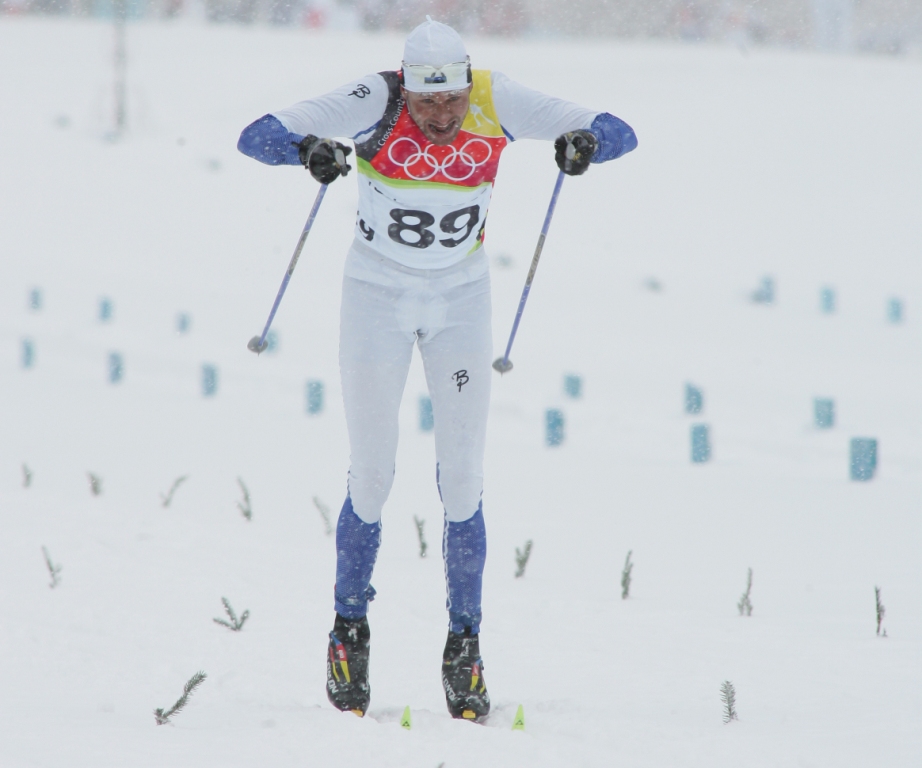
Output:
[{"xmin": 402, "ymin": 16, "xmax": 470, "ymax": 93}]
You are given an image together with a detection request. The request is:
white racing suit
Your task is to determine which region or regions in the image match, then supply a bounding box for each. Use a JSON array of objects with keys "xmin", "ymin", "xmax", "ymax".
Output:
[{"xmin": 238, "ymin": 69, "xmax": 637, "ymax": 633}]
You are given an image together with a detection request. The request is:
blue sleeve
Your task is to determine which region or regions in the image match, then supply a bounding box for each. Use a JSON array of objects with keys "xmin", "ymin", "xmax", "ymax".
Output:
[
  {"xmin": 237, "ymin": 114, "xmax": 305, "ymax": 166},
  {"xmin": 589, "ymin": 113, "xmax": 638, "ymax": 163}
]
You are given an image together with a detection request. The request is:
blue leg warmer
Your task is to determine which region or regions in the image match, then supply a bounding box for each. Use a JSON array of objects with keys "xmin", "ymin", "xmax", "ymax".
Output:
[
  {"xmin": 334, "ymin": 496, "xmax": 380, "ymax": 619},
  {"xmin": 443, "ymin": 504, "xmax": 487, "ymax": 634}
]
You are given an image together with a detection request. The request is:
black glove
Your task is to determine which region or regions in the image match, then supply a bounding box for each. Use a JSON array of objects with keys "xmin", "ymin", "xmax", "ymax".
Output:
[
  {"xmin": 554, "ymin": 130, "xmax": 598, "ymax": 176},
  {"xmin": 293, "ymin": 135, "xmax": 353, "ymax": 184}
]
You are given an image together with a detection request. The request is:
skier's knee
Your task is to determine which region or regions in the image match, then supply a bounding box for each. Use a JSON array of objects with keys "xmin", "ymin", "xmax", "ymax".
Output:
[
  {"xmin": 440, "ymin": 471, "xmax": 484, "ymax": 523},
  {"xmin": 347, "ymin": 465, "xmax": 395, "ymax": 523}
]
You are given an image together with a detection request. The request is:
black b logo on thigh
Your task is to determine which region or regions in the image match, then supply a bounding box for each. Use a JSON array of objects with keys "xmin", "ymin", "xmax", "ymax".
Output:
[{"xmin": 452, "ymin": 370, "xmax": 469, "ymax": 392}]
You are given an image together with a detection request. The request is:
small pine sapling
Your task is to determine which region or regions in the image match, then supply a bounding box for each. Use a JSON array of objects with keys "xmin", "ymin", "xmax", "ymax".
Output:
[
  {"xmin": 87, "ymin": 472, "xmax": 103, "ymax": 496},
  {"xmin": 621, "ymin": 550, "xmax": 633, "ymax": 599},
  {"xmin": 160, "ymin": 475, "xmax": 188, "ymax": 508},
  {"xmin": 213, "ymin": 597, "xmax": 249, "ymax": 632},
  {"xmin": 236, "ymin": 477, "xmax": 252, "ymax": 521},
  {"xmin": 738, "ymin": 568, "xmax": 753, "ymax": 617},
  {"xmin": 413, "ymin": 515, "xmax": 427, "ymax": 558},
  {"xmin": 42, "ymin": 546, "xmax": 61, "ymax": 589},
  {"xmin": 312, "ymin": 496, "xmax": 333, "ymax": 535},
  {"xmin": 875, "ymin": 586, "xmax": 886, "ymax": 637},
  {"xmin": 22, "ymin": 463, "xmax": 32, "ymax": 488},
  {"xmin": 153, "ymin": 671, "xmax": 207, "ymax": 725},
  {"xmin": 720, "ymin": 680, "xmax": 738, "ymax": 723},
  {"xmin": 515, "ymin": 540, "xmax": 533, "ymax": 578}
]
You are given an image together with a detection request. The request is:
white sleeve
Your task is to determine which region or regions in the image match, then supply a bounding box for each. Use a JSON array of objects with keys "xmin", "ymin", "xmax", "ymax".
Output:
[
  {"xmin": 271, "ymin": 74, "xmax": 390, "ymax": 141},
  {"xmin": 491, "ymin": 71, "xmax": 600, "ymax": 142}
]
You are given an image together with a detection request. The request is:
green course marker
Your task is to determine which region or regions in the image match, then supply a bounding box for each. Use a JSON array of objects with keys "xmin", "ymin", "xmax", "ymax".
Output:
[
  {"xmin": 512, "ymin": 704, "xmax": 525, "ymax": 731},
  {"xmin": 400, "ymin": 705, "xmax": 412, "ymax": 730}
]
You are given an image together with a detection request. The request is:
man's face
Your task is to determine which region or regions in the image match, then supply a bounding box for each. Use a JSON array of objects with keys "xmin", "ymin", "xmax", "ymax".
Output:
[{"xmin": 402, "ymin": 86, "xmax": 472, "ymax": 146}]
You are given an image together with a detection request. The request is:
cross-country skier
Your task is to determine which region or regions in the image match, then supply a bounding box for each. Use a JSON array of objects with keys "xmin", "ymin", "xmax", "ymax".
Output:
[{"xmin": 238, "ymin": 17, "xmax": 636, "ymax": 720}]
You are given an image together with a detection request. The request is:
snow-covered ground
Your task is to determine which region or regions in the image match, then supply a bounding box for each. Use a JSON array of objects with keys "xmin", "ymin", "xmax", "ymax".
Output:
[{"xmin": 1, "ymin": 17, "xmax": 920, "ymax": 768}]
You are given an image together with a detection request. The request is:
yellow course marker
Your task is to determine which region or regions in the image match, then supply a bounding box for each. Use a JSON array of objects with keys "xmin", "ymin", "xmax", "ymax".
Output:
[
  {"xmin": 511, "ymin": 704, "xmax": 525, "ymax": 731},
  {"xmin": 400, "ymin": 706, "xmax": 412, "ymax": 730}
]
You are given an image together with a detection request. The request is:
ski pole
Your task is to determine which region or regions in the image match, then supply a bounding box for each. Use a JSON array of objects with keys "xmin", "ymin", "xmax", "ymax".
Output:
[
  {"xmin": 492, "ymin": 170, "xmax": 565, "ymax": 374},
  {"xmin": 248, "ymin": 183, "xmax": 328, "ymax": 354}
]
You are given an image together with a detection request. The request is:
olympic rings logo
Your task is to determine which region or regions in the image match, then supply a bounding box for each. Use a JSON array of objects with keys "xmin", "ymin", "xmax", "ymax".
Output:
[{"xmin": 387, "ymin": 137, "xmax": 493, "ymax": 182}]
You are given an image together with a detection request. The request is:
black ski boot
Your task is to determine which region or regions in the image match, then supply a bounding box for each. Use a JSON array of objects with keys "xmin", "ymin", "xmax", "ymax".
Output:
[
  {"xmin": 326, "ymin": 613, "xmax": 370, "ymax": 716},
  {"xmin": 441, "ymin": 628, "xmax": 490, "ymax": 721}
]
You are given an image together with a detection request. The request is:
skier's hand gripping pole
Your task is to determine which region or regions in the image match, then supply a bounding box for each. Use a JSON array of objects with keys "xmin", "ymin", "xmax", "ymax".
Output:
[
  {"xmin": 247, "ymin": 183, "xmax": 328, "ymax": 354},
  {"xmin": 492, "ymin": 170, "xmax": 566, "ymax": 375}
]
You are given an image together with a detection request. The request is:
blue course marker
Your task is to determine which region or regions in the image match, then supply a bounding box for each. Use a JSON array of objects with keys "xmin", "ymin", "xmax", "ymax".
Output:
[
  {"xmin": 887, "ymin": 298, "xmax": 903, "ymax": 324},
  {"xmin": 21, "ymin": 338, "xmax": 35, "ymax": 369},
  {"xmin": 202, "ymin": 364, "xmax": 218, "ymax": 397},
  {"xmin": 814, "ymin": 398, "xmax": 834, "ymax": 429},
  {"xmin": 108, "ymin": 352, "xmax": 124, "ymax": 383},
  {"xmin": 545, "ymin": 409, "xmax": 565, "ymax": 447},
  {"xmin": 691, "ymin": 424, "xmax": 710, "ymax": 463},
  {"xmin": 685, "ymin": 383, "xmax": 703, "ymax": 415},
  {"xmin": 850, "ymin": 438, "xmax": 877, "ymax": 481},
  {"xmin": 419, "ymin": 396, "xmax": 434, "ymax": 432},
  {"xmin": 752, "ymin": 276, "xmax": 774, "ymax": 304},
  {"xmin": 306, "ymin": 380, "xmax": 324, "ymax": 415},
  {"xmin": 563, "ymin": 374, "xmax": 582, "ymax": 399}
]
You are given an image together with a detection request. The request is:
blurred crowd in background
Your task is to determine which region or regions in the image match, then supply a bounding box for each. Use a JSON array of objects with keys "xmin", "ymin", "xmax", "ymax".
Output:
[{"xmin": 1, "ymin": 0, "xmax": 919, "ymax": 54}]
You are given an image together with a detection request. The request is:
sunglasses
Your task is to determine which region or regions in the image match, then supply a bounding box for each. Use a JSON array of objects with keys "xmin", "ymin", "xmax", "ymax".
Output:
[{"xmin": 402, "ymin": 59, "xmax": 472, "ymax": 92}]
